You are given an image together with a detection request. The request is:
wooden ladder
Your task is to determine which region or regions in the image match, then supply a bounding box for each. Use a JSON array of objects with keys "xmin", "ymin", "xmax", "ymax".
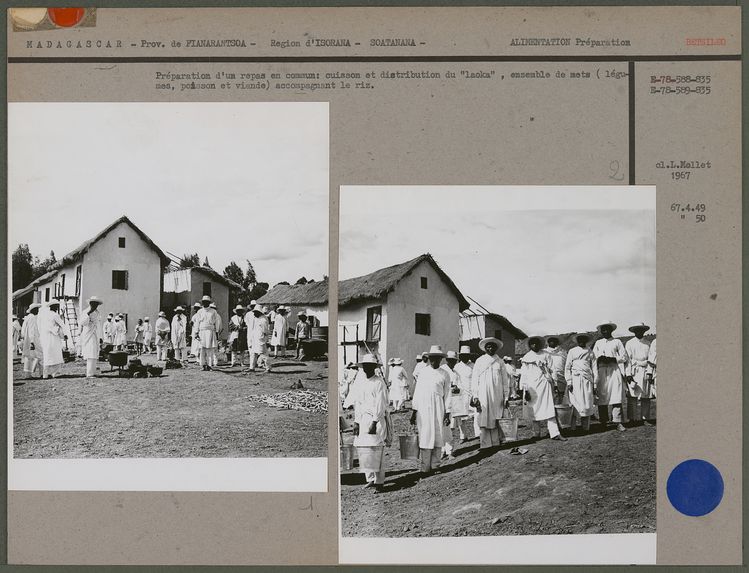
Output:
[{"xmin": 63, "ymin": 297, "xmax": 81, "ymax": 353}]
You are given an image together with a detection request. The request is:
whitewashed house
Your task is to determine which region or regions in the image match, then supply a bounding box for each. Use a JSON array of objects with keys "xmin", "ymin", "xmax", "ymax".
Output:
[
  {"xmin": 12, "ymin": 216, "xmax": 170, "ymax": 351},
  {"xmin": 459, "ymin": 308, "xmax": 528, "ymax": 359},
  {"xmin": 162, "ymin": 266, "xmax": 243, "ymax": 329}
]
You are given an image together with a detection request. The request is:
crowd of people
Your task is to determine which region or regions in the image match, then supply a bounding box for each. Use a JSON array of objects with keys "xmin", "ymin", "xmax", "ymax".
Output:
[
  {"xmin": 339, "ymin": 321, "xmax": 657, "ymax": 491},
  {"xmin": 13, "ymin": 294, "xmax": 316, "ymax": 379}
]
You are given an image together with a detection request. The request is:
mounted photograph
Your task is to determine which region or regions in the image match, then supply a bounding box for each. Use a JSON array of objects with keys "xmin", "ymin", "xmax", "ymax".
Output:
[
  {"xmin": 337, "ymin": 185, "xmax": 656, "ymax": 564},
  {"xmin": 8, "ymin": 102, "xmax": 329, "ymax": 491}
]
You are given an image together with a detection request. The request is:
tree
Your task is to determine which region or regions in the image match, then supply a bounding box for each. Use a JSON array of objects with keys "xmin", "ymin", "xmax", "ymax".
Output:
[
  {"xmin": 295, "ymin": 276, "xmax": 308, "ymax": 285},
  {"xmin": 245, "ymin": 260, "xmax": 257, "ymax": 287},
  {"xmin": 12, "ymin": 244, "xmax": 34, "ymax": 291},
  {"xmin": 180, "ymin": 253, "xmax": 200, "ymax": 268},
  {"xmin": 32, "ymin": 250, "xmax": 57, "ymax": 280},
  {"xmin": 247, "ymin": 282, "xmax": 269, "ymax": 302},
  {"xmin": 223, "ymin": 261, "xmax": 244, "ymax": 285}
]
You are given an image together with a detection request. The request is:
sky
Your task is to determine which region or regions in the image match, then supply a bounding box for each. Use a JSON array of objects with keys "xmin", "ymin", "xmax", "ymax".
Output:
[
  {"xmin": 9, "ymin": 102, "xmax": 328, "ymax": 286},
  {"xmin": 339, "ymin": 186, "xmax": 656, "ymax": 336}
]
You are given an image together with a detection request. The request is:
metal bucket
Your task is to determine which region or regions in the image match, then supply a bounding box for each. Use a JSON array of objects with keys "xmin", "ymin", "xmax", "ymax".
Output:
[
  {"xmin": 497, "ymin": 417, "xmax": 519, "ymax": 441},
  {"xmin": 555, "ymin": 404, "xmax": 574, "ymax": 429},
  {"xmin": 340, "ymin": 444, "xmax": 355, "ymax": 471},
  {"xmin": 356, "ymin": 446, "xmax": 383, "ymax": 469},
  {"xmin": 398, "ymin": 434, "xmax": 420, "ymax": 460}
]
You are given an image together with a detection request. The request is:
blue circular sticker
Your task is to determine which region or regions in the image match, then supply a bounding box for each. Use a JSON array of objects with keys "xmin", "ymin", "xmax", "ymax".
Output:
[{"xmin": 667, "ymin": 459, "xmax": 724, "ymax": 517}]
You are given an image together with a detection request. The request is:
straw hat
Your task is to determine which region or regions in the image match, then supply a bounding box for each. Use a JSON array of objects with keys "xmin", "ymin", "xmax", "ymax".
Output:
[
  {"xmin": 234, "ymin": 304, "xmax": 245, "ymax": 312},
  {"xmin": 158, "ymin": 311, "xmax": 166, "ymax": 317},
  {"xmin": 249, "ymin": 300, "xmax": 257, "ymax": 307},
  {"xmin": 628, "ymin": 322, "xmax": 650, "ymax": 334},
  {"xmin": 393, "ymin": 358, "xmax": 403, "ymax": 366},
  {"xmin": 174, "ymin": 306, "xmax": 184, "ymax": 312},
  {"xmin": 193, "ymin": 302, "xmax": 201, "ymax": 309},
  {"xmin": 144, "ymin": 317, "xmax": 150, "ymax": 321},
  {"xmin": 459, "ymin": 345, "xmax": 472, "ymax": 355},
  {"xmin": 278, "ymin": 306, "xmax": 288, "ymax": 313},
  {"xmin": 209, "ymin": 302, "xmax": 217, "ymax": 309},
  {"xmin": 358, "ymin": 353, "xmax": 380, "ymax": 366},
  {"xmin": 445, "ymin": 350, "xmax": 458, "ymax": 360},
  {"xmin": 387, "ymin": 358, "xmax": 395, "ymax": 365},
  {"xmin": 12, "ymin": 314, "xmax": 17, "ymax": 320},
  {"xmin": 28, "ymin": 303, "xmax": 41, "ymax": 311},
  {"xmin": 87, "ymin": 295, "xmax": 103, "ymax": 304},
  {"xmin": 427, "ymin": 345, "xmax": 446, "ymax": 357},
  {"xmin": 46, "ymin": 300, "xmax": 60, "ymax": 307},
  {"xmin": 345, "ymin": 362, "xmax": 358, "ymax": 369},
  {"xmin": 597, "ymin": 321, "xmax": 617, "ymax": 333},
  {"xmin": 297, "ymin": 311, "xmax": 307, "ymax": 316},
  {"xmin": 415, "ymin": 354, "xmax": 423, "ymax": 360},
  {"xmin": 201, "ymin": 295, "xmax": 212, "ymax": 302},
  {"xmin": 502, "ymin": 355, "xmax": 514, "ymax": 362},
  {"xmin": 479, "ymin": 337, "xmax": 503, "ymax": 351}
]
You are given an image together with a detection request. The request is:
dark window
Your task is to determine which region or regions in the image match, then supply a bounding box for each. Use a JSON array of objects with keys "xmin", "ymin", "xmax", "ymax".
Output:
[
  {"xmin": 366, "ymin": 306, "xmax": 382, "ymax": 341},
  {"xmin": 118, "ymin": 237, "xmax": 126, "ymax": 248},
  {"xmin": 420, "ymin": 276, "xmax": 428, "ymax": 289},
  {"xmin": 75, "ymin": 266, "xmax": 82, "ymax": 296},
  {"xmin": 494, "ymin": 329, "xmax": 503, "ymax": 339},
  {"xmin": 44, "ymin": 287, "xmax": 50, "ymax": 302},
  {"xmin": 112, "ymin": 270, "xmax": 129, "ymax": 290},
  {"xmin": 415, "ymin": 313, "xmax": 431, "ymax": 336},
  {"xmin": 203, "ymin": 282, "xmax": 212, "ymax": 296},
  {"xmin": 60, "ymin": 273, "xmax": 65, "ymax": 297}
]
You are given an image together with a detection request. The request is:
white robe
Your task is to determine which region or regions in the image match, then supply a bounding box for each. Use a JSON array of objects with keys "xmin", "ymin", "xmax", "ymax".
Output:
[
  {"xmin": 625, "ymin": 337, "xmax": 653, "ymax": 398},
  {"xmin": 444, "ymin": 364, "xmax": 470, "ymax": 417},
  {"xmin": 387, "ymin": 365, "xmax": 409, "ymax": 402},
  {"xmin": 412, "ymin": 365, "xmax": 451, "ymax": 449},
  {"xmin": 12, "ymin": 319, "xmax": 22, "ymax": 352},
  {"xmin": 102, "ymin": 320, "xmax": 114, "ymax": 344},
  {"xmin": 593, "ymin": 338, "xmax": 628, "ymax": 405},
  {"xmin": 78, "ymin": 307, "xmax": 101, "ymax": 360},
  {"xmin": 248, "ymin": 314, "xmax": 269, "ymax": 353},
  {"xmin": 143, "ymin": 322, "xmax": 153, "ymax": 344},
  {"xmin": 564, "ymin": 346, "xmax": 597, "ymax": 416},
  {"xmin": 520, "ymin": 350, "xmax": 556, "ymax": 420},
  {"xmin": 21, "ymin": 314, "xmax": 41, "ymax": 360},
  {"xmin": 470, "ymin": 353, "xmax": 507, "ymax": 428},
  {"xmin": 227, "ymin": 314, "xmax": 242, "ymax": 345},
  {"xmin": 271, "ymin": 314, "xmax": 288, "ymax": 346},
  {"xmin": 343, "ymin": 371, "xmax": 389, "ymax": 447},
  {"xmin": 155, "ymin": 317, "xmax": 171, "ymax": 346},
  {"xmin": 37, "ymin": 307, "xmax": 65, "ymax": 367},
  {"xmin": 194, "ymin": 307, "xmax": 221, "ymax": 348},
  {"xmin": 112, "ymin": 320, "xmax": 127, "ymax": 347},
  {"xmin": 171, "ymin": 315, "xmax": 188, "ymax": 348},
  {"xmin": 647, "ymin": 339, "xmax": 657, "ymax": 394}
]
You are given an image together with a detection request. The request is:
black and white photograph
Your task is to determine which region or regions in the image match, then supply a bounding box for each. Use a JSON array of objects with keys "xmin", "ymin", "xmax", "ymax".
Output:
[
  {"xmin": 337, "ymin": 185, "xmax": 656, "ymax": 564},
  {"xmin": 8, "ymin": 102, "xmax": 329, "ymax": 490}
]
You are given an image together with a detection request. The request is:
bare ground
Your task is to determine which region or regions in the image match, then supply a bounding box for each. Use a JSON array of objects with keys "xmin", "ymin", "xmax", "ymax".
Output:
[
  {"xmin": 341, "ymin": 405, "xmax": 656, "ymax": 537},
  {"xmin": 12, "ymin": 354, "xmax": 327, "ymax": 458}
]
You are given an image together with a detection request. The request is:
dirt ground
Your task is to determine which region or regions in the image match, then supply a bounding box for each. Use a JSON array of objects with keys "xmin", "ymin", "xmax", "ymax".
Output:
[
  {"xmin": 340, "ymin": 404, "xmax": 656, "ymax": 537},
  {"xmin": 12, "ymin": 353, "xmax": 327, "ymax": 458}
]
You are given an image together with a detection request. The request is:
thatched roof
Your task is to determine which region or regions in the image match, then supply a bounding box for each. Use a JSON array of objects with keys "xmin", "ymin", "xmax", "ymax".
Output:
[
  {"xmin": 53, "ymin": 215, "xmax": 171, "ymax": 270},
  {"xmin": 257, "ymin": 279, "xmax": 328, "ymax": 305},
  {"xmin": 258, "ymin": 254, "xmax": 469, "ymax": 311}
]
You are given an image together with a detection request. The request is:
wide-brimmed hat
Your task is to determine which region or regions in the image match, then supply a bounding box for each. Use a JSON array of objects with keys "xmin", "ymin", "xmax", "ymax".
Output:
[
  {"xmin": 459, "ymin": 345, "xmax": 472, "ymax": 355},
  {"xmin": 144, "ymin": 316, "xmax": 150, "ymax": 321},
  {"xmin": 87, "ymin": 295, "xmax": 103, "ymax": 304},
  {"xmin": 393, "ymin": 358, "xmax": 403, "ymax": 366},
  {"xmin": 28, "ymin": 303, "xmax": 41, "ymax": 311},
  {"xmin": 253, "ymin": 306, "xmax": 264, "ymax": 314},
  {"xmin": 114, "ymin": 315, "xmax": 121, "ymax": 321},
  {"xmin": 502, "ymin": 355, "xmax": 514, "ymax": 362},
  {"xmin": 345, "ymin": 362, "xmax": 358, "ymax": 369},
  {"xmin": 209, "ymin": 302, "xmax": 217, "ymax": 309},
  {"xmin": 174, "ymin": 306, "xmax": 184, "ymax": 312},
  {"xmin": 158, "ymin": 311, "xmax": 166, "ymax": 317},
  {"xmin": 576, "ymin": 333, "xmax": 591, "ymax": 344},
  {"xmin": 277, "ymin": 305, "xmax": 287, "ymax": 312},
  {"xmin": 527, "ymin": 336, "xmax": 545, "ymax": 347},
  {"xmin": 445, "ymin": 350, "xmax": 458, "ymax": 360},
  {"xmin": 234, "ymin": 304, "xmax": 245, "ymax": 312},
  {"xmin": 597, "ymin": 321, "xmax": 617, "ymax": 332},
  {"xmin": 46, "ymin": 300, "xmax": 60, "ymax": 307},
  {"xmin": 628, "ymin": 322, "xmax": 650, "ymax": 334},
  {"xmin": 415, "ymin": 354, "xmax": 423, "ymax": 360},
  {"xmin": 12, "ymin": 314, "xmax": 17, "ymax": 320},
  {"xmin": 193, "ymin": 302, "xmax": 201, "ymax": 308},
  {"xmin": 427, "ymin": 345, "xmax": 446, "ymax": 357},
  {"xmin": 546, "ymin": 335, "xmax": 560, "ymax": 344},
  {"xmin": 249, "ymin": 300, "xmax": 258, "ymax": 307},
  {"xmin": 201, "ymin": 295, "xmax": 212, "ymax": 302},
  {"xmin": 297, "ymin": 311, "xmax": 307, "ymax": 316},
  {"xmin": 358, "ymin": 353, "xmax": 381, "ymax": 366},
  {"xmin": 479, "ymin": 337, "xmax": 503, "ymax": 351},
  {"xmin": 387, "ymin": 358, "xmax": 395, "ymax": 365}
]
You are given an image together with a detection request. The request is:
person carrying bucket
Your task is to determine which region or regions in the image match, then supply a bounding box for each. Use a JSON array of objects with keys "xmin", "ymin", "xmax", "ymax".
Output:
[
  {"xmin": 564, "ymin": 334, "xmax": 597, "ymax": 432},
  {"xmin": 520, "ymin": 336, "xmax": 567, "ymax": 441},
  {"xmin": 470, "ymin": 337, "xmax": 509, "ymax": 449},
  {"xmin": 342, "ymin": 353, "xmax": 390, "ymax": 492}
]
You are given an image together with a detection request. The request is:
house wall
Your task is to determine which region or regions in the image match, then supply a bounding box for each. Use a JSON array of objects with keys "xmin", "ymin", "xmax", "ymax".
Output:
[
  {"xmin": 386, "ymin": 259, "xmax": 460, "ymax": 372},
  {"xmin": 79, "ymin": 220, "xmax": 163, "ymax": 339},
  {"xmin": 482, "ymin": 315, "xmax": 516, "ymax": 359},
  {"xmin": 337, "ymin": 300, "xmax": 387, "ymax": 377},
  {"xmin": 188, "ymin": 269, "xmax": 231, "ymax": 332}
]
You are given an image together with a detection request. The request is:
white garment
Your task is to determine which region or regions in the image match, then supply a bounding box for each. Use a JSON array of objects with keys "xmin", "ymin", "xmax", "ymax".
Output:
[
  {"xmin": 78, "ymin": 307, "xmax": 101, "ymax": 361},
  {"xmin": 143, "ymin": 322, "xmax": 153, "ymax": 346},
  {"xmin": 112, "ymin": 320, "xmax": 127, "ymax": 347},
  {"xmin": 343, "ymin": 371, "xmax": 389, "ymax": 447},
  {"xmin": 102, "ymin": 320, "xmax": 114, "ymax": 344},
  {"xmin": 248, "ymin": 314, "xmax": 269, "ymax": 354},
  {"xmin": 387, "ymin": 365, "xmax": 409, "ymax": 402},
  {"xmin": 412, "ymin": 365, "xmax": 451, "ymax": 449},
  {"xmin": 21, "ymin": 314, "xmax": 41, "ymax": 361},
  {"xmin": 647, "ymin": 339, "xmax": 657, "ymax": 395},
  {"xmin": 564, "ymin": 346, "xmax": 597, "ymax": 416},
  {"xmin": 520, "ymin": 350, "xmax": 556, "ymax": 421},
  {"xmin": 11, "ymin": 319, "xmax": 22, "ymax": 352},
  {"xmin": 593, "ymin": 337, "xmax": 628, "ymax": 405},
  {"xmin": 470, "ymin": 353, "xmax": 507, "ymax": 428},
  {"xmin": 271, "ymin": 314, "xmax": 288, "ymax": 346},
  {"xmin": 545, "ymin": 346, "xmax": 567, "ymax": 386},
  {"xmin": 37, "ymin": 306, "xmax": 65, "ymax": 367},
  {"xmin": 625, "ymin": 337, "xmax": 653, "ymax": 398},
  {"xmin": 227, "ymin": 314, "xmax": 242, "ymax": 345},
  {"xmin": 445, "ymin": 363, "xmax": 471, "ymax": 417},
  {"xmin": 155, "ymin": 317, "xmax": 171, "ymax": 347},
  {"xmin": 171, "ymin": 314, "xmax": 188, "ymax": 349},
  {"xmin": 194, "ymin": 307, "xmax": 221, "ymax": 349}
]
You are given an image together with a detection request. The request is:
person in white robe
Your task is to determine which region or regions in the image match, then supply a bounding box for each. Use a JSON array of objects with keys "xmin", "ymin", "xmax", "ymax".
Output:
[
  {"xmin": 646, "ymin": 338, "xmax": 657, "ymax": 398},
  {"xmin": 171, "ymin": 306, "xmax": 189, "ymax": 364},
  {"xmin": 470, "ymin": 337, "xmax": 509, "ymax": 448},
  {"xmin": 228, "ymin": 305, "xmax": 248, "ymax": 367},
  {"xmin": 193, "ymin": 296, "xmax": 221, "ymax": 370},
  {"xmin": 410, "ymin": 352, "xmax": 428, "ymax": 397},
  {"xmin": 339, "ymin": 362, "xmax": 359, "ymax": 406},
  {"xmin": 188, "ymin": 302, "xmax": 201, "ymax": 360},
  {"xmin": 11, "ymin": 315, "xmax": 22, "ymax": 355},
  {"xmin": 38, "ymin": 300, "xmax": 66, "ymax": 379},
  {"xmin": 142, "ymin": 317, "xmax": 153, "ymax": 353},
  {"xmin": 134, "ymin": 319, "xmax": 145, "ymax": 355},
  {"xmin": 410, "ymin": 345, "xmax": 452, "ymax": 473},
  {"xmin": 387, "ymin": 358, "xmax": 410, "ymax": 411},
  {"xmin": 441, "ymin": 350, "xmax": 472, "ymax": 456},
  {"xmin": 625, "ymin": 323, "xmax": 654, "ymax": 425},
  {"xmin": 564, "ymin": 334, "xmax": 597, "ymax": 432},
  {"xmin": 343, "ymin": 354, "xmax": 390, "ymax": 491},
  {"xmin": 102, "ymin": 313, "xmax": 115, "ymax": 346},
  {"xmin": 248, "ymin": 305, "xmax": 270, "ymax": 372},
  {"xmin": 521, "ymin": 336, "xmax": 565, "ymax": 441},
  {"xmin": 592, "ymin": 321, "xmax": 628, "ymax": 432},
  {"xmin": 155, "ymin": 311, "xmax": 171, "ymax": 361},
  {"xmin": 207, "ymin": 302, "xmax": 222, "ymax": 366},
  {"xmin": 545, "ymin": 336, "xmax": 568, "ymax": 405},
  {"xmin": 270, "ymin": 306, "xmax": 289, "ymax": 358},
  {"xmin": 21, "ymin": 303, "xmax": 42, "ymax": 378},
  {"xmin": 78, "ymin": 296, "xmax": 103, "ymax": 378},
  {"xmin": 454, "ymin": 346, "xmax": 476, "ymax": 440},
  {"xmin": 112, "ymin": 314, "xmax": 127, "ymax": 350},
  {"xmin": 503, "ymin": 356, "xmax": 519, "ymax": 399}
]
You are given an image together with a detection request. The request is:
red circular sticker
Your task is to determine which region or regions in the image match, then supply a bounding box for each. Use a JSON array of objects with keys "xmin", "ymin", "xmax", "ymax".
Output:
[{"xmin": 47, "ymin": 8, "xmax": 85, "ymax": 28}]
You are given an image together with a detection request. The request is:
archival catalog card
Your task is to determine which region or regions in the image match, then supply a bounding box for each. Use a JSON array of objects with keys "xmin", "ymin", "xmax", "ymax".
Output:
[{"xmin": 6, "ymin": 5, "xmax": 742, "ymax": 566}]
